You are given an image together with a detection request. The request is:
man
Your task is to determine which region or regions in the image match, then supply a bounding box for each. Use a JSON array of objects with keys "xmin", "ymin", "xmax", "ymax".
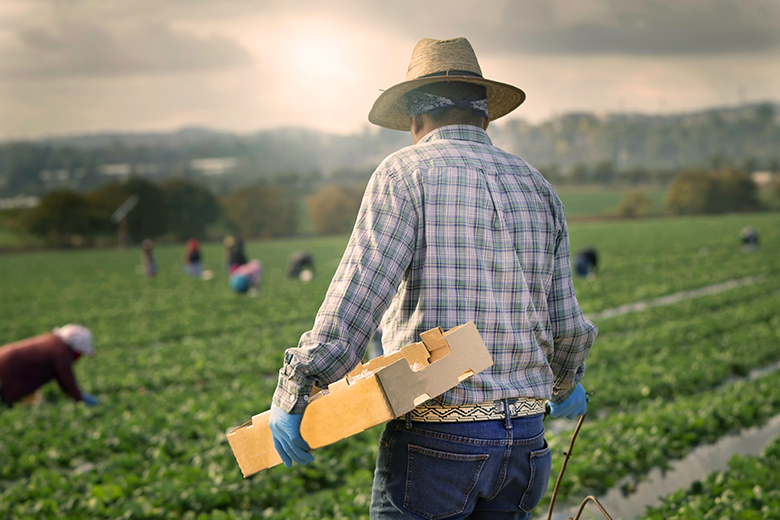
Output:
[
  {"xmin": 0, "ymin": 324, "xmax": 99, "ymax": 407},
  {"xmin": 270, "ymin": 37, "xmax": 597, "ymax": 519}
]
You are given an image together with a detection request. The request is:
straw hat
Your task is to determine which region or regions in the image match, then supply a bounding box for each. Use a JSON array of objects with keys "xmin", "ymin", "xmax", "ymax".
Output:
[{"xmin": 368, "ymin": 37, "xmax": 525, "ymax": 131}]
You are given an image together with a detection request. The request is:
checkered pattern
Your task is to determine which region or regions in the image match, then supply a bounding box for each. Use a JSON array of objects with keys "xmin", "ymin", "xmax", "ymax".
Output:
[{"xmin": 274, "ymin": 125, "xmax": 597, "ymax": 414}]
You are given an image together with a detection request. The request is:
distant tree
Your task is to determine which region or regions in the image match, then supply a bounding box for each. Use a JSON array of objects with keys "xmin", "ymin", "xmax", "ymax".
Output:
[
  {"xmin": 220, "ymin": 185, "xmax": 298, "ymax": 238},
  {"xmin": 592, "ymin": 160, "xmax": 616, "ymax": 184},
  {"xmin": 26, "ymin": 190, "xmax": 93, "ymax": 246},
  {"xmin": 622, "ymin": 166, "xmax": 650, "ymax": 186},
  {"xmin": 741, "ymin": 156, "xmax": 758, "ymax": 175},
  {"xmin": 665, "ymin": 168, "xmax": 713, "ymax": 215},
  {"xmin": 755, "ymin": 103, "xmax": 774, "ymax": 126},
  {"xmin": 87, "ymin": 177, "xmax": 167, "ymax": 242},
  {"xmin": 772, "ymin": 177, "xmax": 780, "ymax": 210},
  {"xmin": 665, "ymin": 167, "xmax": 761, "ymax": 215},
  {"xmin": 308, "ymin": 184, "xmax": 364, "ymax": 235},
  {"xmin": 570, "ymin": 163, "xmax": 589, "ymax": 185},
  {"xmin": 650, "ymin": 168, "xmax": 678, "ymax": 186},
  {"xmin": 617, "ymin": 190, "xmax": 654, "ymax": 218},
  {"xmin": 708, "ymin": 154, "xmax": 731, "ymax": 171},
  {"xmin": 712, "ymin": 167, "xmax": 760, "ymax": 213},
  {"xmin": 767, "ymin": 158, "xmax": 780, "ymax": 175},
  {"xmin": 536, "ymin": 163, "xmax": 563, "ymax": 185},
  {"xmin": 159, "ymin": 178, "xmax": 221, "ymax": 241}
]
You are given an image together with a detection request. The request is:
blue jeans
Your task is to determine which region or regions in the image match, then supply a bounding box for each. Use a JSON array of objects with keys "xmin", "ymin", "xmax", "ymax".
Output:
[{"xmin": 370, "ymin": 411, "xmax": 551, "ymax": 520}]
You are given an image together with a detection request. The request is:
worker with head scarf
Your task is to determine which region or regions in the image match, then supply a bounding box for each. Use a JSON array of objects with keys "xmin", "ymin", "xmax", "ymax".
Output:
[{"xmin": 0, "ymin": 324, "xmax": 99, "ymax": 407}]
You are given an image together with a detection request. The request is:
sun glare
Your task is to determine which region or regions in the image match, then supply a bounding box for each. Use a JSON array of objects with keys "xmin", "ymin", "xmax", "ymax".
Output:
[
  {"xmin": 290, "ymin": 37, "xmax": 337, "ymax": 77},
  {"xmin": 286, "ymin": 31, "xmax": 354, "ymax": 84}
]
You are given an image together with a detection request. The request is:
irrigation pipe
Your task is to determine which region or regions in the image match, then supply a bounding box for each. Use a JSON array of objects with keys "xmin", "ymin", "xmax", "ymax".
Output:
[{"xmin": 545, "ymin": 414, "xmax": 614, "ymax": 520}]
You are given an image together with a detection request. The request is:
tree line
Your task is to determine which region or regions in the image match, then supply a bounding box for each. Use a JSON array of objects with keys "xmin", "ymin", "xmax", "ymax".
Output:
[
  {"xmin": 2, "ymin": 102, "xmax": 778, "ymax": 200},
  {"xmin": 1, "ymin": 153, "xmax": 778, "ymax": 248},
  {"xmin": 0, "ymin": 177, "xmax": 366, "ymax": 247}
]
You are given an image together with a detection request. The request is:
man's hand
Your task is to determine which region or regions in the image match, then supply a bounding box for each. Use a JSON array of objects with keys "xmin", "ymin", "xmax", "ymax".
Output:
[
  {"xmin": 548, "ymin": 384, "xmax": 587, "ymax": 420},
  {"xmin": 81, "ymin": 392, "xmax": 99, "ymax": 406},
  {"xmin": 269, "ymin": 403, "xmax": 314, "ymax": 468}
]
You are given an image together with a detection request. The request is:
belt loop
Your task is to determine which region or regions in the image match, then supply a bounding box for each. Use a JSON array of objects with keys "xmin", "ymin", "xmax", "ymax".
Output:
[
  {"xmin": 405, "ymin": 412, "xmax": 412, "ymax": 429},
  {"xmin": 503, "ymin": 399, "xmax": 512, "ymax": 429}
]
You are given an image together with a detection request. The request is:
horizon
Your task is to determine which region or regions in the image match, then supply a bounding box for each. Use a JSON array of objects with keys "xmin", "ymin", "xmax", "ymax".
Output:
[
  {"xmin": 1, "ymin": 0, "xmax": 778, "ymax": 141},
  {"xmin": 2, "ymin": 98, "xmax": 778, "ymax": 145}
]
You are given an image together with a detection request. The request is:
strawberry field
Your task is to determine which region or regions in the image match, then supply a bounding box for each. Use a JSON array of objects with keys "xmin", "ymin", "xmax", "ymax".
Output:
[{"xmin": 1, "ymin": 212, "xmax": 779, "ymax": 519}]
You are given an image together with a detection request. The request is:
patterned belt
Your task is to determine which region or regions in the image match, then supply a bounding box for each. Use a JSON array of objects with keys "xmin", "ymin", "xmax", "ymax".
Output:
[{"xmin": 405, "ymin": 398, "xmax": 546, "ymax": 423}]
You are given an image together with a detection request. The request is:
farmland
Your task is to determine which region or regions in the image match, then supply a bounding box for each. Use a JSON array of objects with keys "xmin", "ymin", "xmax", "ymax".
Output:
[{"xmin": 1, "ymin": 211, "xmax": 779, "ymax": 519}]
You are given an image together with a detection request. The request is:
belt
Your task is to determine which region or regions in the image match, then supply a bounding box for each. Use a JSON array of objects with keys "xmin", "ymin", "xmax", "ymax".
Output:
[{"xmin": 404, "ymin": 398, "xmax": 546, "ymax": 423}]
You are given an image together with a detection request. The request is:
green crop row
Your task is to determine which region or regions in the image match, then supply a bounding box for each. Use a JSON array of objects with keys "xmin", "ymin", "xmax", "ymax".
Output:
[
  {"xmin": 570, "ymin": 212, "xmax": 780, "ymax": 313},
  {"xmin": 1, "ymin": 213, "xmax": 779, "ymax": 519},
  {"xmin": 544, "ymin": 371, "xmax": 780, "ymax": 505},
  {"xmin": 638, "ymin": 435, "xmax": 780, "ymax": 520},
  {"xmin": 584, "ymin": 279, "xmax": 780, "ymax": 410}
]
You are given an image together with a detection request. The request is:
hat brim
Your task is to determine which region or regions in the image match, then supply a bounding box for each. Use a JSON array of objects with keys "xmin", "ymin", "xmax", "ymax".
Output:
[{"xmin": 368, "ymin": 76, "xmax": 525, "ymax": 131}]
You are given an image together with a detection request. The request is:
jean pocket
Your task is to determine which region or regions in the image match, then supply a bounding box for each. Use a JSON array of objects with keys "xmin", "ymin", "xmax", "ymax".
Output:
[
  {"xmin": 518, "ymin": 440, "xmax": 552, "ymax": 513},
  {"xmin": 404, "ymin": 444, "xmax": 488, "ymax": 520}
]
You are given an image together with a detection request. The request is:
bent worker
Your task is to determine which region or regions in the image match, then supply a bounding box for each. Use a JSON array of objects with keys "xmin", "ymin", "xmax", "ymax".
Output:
[
  {"xmin": 268, "ymin": 37, "xmax": 597, "ymax": 519},
  {"xmin": 229, "ymin": 259, "xmax": 263, "ymax": 294},
  {"xmin": 286, "ymin": 251, "xmax": 315, "ymax": 282},
  {"xmin": 739, "ymin": 226, "xmax": 759, "ymax": 252},
  {"xmin": 0, "ymin": 324, "xmax": 99, "ymax": 407},
  {"xmin": 574, "ymin": 247, "xmax": 598, "ymax": 277}
]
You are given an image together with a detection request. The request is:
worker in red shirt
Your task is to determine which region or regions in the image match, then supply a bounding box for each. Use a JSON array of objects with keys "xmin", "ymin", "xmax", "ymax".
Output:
[{"xmin": 0, "ymin": 324, "xmax": 99, "ymax": 407}]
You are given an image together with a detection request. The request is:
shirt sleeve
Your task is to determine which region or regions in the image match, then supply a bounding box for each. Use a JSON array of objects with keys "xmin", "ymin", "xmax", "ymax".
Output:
[
  {"xmin": 547, "ymin": 218, "xmax": 598, "ymax": 404},
  {"xmin": 53, "ymin": 354, "xmax": 83, "ymax": 402},
  {"xmin": 273, "ymin": 168, "xmax": 418, "ymax": 413}
]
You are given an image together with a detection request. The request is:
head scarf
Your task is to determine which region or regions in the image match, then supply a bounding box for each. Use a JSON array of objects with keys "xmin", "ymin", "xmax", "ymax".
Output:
[
  {"xmin": 405, "ymin": 91, "xmax": 489, "ymax": 119},
  {"xmin": 53, "ymin": 324, "xmax": 95, "ymax": 357}
]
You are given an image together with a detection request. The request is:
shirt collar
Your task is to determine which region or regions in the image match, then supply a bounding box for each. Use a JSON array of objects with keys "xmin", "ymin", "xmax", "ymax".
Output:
[{"xmin": 417, "ymin": 125, "xmax": 493, "ymax": 147}]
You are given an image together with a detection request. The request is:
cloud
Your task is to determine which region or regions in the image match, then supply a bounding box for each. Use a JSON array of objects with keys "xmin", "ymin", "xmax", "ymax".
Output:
[
  {"xmin": 342, "ymin": 0, "xmax": 780, "ymax": 56},
  {"xmin": 0, "ymin": 18, "xmax": 253, "ymax": 79},
  {"xmin": 485, "ymin": 0, "xmax": 780, "ymax": 55}
]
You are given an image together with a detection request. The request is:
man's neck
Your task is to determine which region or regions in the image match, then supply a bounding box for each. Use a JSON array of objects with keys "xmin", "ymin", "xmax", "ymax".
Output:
[{"xmin": 411, "ymin": 115, "xmax": 488, "ymax": 144}]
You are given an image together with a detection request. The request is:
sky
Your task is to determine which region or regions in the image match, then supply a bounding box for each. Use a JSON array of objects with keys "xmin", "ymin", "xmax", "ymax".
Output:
[{"xmin": 0, "ymin": 0, "xmax": 778, "ymax": 140}]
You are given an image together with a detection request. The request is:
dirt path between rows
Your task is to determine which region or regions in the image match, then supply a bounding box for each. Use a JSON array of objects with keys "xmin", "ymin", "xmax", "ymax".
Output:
[{"xmin": 585, "ymin": 274, "xmax": 766, "ymax": 322}]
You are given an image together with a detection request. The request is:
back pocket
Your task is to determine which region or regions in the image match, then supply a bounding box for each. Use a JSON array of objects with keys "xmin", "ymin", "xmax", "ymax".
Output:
[
  {"xmin": 518, "ymin": 440, "xmax": 552, "ymax": 513},
  {"xmin": 404, "ymin": 445, "xmax": 488, "ymax": 520}
]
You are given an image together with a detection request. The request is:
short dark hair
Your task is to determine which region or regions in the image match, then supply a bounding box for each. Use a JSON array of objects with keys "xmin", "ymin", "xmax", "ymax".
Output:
[{"xmin": 407, "ymin": 81, "xmax": 488, "ymax": 126}]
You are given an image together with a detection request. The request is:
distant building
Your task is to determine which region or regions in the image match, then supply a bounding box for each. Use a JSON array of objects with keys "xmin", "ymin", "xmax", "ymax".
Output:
[
  {"xmin": 0, "ymin": 195, "xmax": 40, "ymax": 210},
  {"xmin": 99, "ymin": 164, "xmax": 132, "ymax": 177},
  {"xmin": 750, "ymin": 171, "xmax": 774, "ymax": 187},
  {"xmin": 189, "ymin": 157, "xmax": 238, "ymax": 176}
]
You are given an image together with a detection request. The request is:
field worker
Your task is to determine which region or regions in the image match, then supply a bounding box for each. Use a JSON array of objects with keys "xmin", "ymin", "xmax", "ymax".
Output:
[
  {"xmin": 739, "ymin": 226, "xmax": 759, "ymax": 252},
  {"xmin": 182, "ymin": 238, "xmax": 202, "ymax": 278},
  {"xmin": 229, "ymin": 259, "xmax": 263, "ymax": 294},
  {"xmin": 286, "ymin": 251, "xmax": 315, "ymax": 282},
  {"xmin": 228, "ymin": 238, "xmax": 249, "ymax": 274},
  {"xmin": 141, "ymin": 239, "xmax": 157, "ymax": 278},
  {"xmin": 574, "ymin": 247, "xmax": 598, "ymax": 278},
  {"xmin": 269, "ymin": 37, "xmax": 597, "ymax": 520},
  {"xmin": 223, "ymin": 235, "xmax": 235, "ymax": 271},
  {"xmin": 0, "ymin": 324, "xmax": 99, "ymax": 408}
]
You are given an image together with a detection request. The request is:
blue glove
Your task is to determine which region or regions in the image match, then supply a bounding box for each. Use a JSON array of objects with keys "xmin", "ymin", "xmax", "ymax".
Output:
[
  {"xmin": 548, "ymin": 384, "xmax": 587, "ymax": 420},
  {"xmin": 269, "ymin": 403, "xmax": 314, "ymax": 468},
  {"xmin": 81, "ymin": 392, "xmax": 99, "ymax": 406}
]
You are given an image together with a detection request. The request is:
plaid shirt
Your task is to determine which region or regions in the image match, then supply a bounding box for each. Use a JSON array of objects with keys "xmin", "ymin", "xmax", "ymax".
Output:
[{"xmin": 274, "ymin": 125, "xmax": 597, "ymax": 414}]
